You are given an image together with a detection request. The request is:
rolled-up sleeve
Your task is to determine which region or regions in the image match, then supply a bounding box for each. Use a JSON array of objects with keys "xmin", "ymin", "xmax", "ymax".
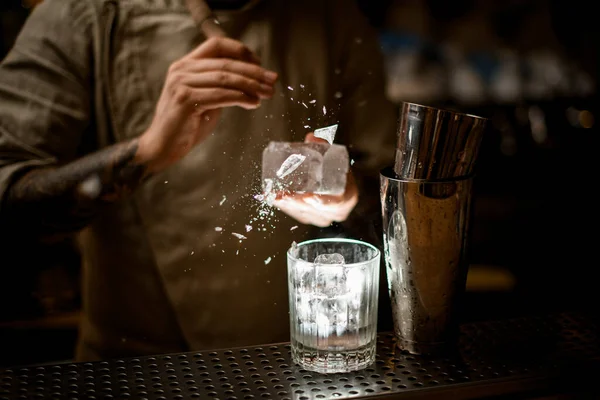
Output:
[{"xmin": 0, "ymin": 0, "xmax": 93, "ymax": 214}]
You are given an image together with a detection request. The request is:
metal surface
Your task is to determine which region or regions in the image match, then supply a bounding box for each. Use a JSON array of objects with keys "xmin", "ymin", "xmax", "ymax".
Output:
[
  {"xmin": 381, "ymin": 167, "xmax": 474, "ymax": 355},
  {"xmin": 394, "ymin": 102, "xmax": 487, "ymax": 180},
  {"xmin": 1, "ymin": 312, "xmax": 599, "ymax": 400}
]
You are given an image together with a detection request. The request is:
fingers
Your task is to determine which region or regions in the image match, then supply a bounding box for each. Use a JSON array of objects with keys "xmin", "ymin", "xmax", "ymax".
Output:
[
  {"xmin": 273, "ymin": 191, "xmax": 356, "ymax": 226},
  {"xmin": 301, "ymin": 194, "xmax": 356, "ymax": 221},
  {"xmin": 173, "ymin": 70, "xmax": 275, "ymax": 99},
  {"xmin": 189, "ymin": 37, "xmax": 261, "ymax": 64},
  {"xmin": 272, "ymin": 198, "xmax": 335, "ymax": 228},
  {"xmin": 272, "ymin": 171, "xmax": 359, "ymax": 227},
  {"xmin": 174, "ymin": 58, "xmax": 278, "ymax": 85},
  {"xmin": 175, "ymin": 87, "xmax": 261, "ymax": 111},
  {"xmin": 166, "ymin": 38, "xmax": 279, "ymax": 111}
]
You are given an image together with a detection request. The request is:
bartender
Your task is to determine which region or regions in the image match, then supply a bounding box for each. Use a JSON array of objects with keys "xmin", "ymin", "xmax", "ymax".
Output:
[{"xmin": 0, "ymin": 0, "xmax": 396, "ymax": 360}]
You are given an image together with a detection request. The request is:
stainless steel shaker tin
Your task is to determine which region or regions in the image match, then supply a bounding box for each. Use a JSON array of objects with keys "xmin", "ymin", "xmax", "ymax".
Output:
[
  {"xmin": 380, "ymin": 167, "xmax": 474, "ymax": 355},
  {"xmin": 394, "ymin": 102, "xmax": 487, "ymax": 180}
]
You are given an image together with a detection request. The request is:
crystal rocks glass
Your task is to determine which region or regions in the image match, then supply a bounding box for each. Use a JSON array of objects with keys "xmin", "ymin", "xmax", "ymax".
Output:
[{"xmin": 287, "ymin": 238, "xmax": 381, "ymax": 373}]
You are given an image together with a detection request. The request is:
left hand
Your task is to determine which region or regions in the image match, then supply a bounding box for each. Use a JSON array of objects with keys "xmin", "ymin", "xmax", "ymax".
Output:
[{"xmin": 271, "ymin": 133, "xmax": 359, "ymax": 227}]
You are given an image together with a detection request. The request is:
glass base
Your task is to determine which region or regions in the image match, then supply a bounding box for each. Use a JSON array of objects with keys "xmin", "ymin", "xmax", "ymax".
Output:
[{"xmin": 291, "ymin": 343, "xmax": 376, "ymax": 374}]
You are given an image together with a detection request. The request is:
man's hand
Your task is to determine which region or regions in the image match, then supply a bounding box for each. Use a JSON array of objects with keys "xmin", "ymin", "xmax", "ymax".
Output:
[
  {"xmin": 272, "ymin": 133, "xmax": 359, "ymax": 227},
  {"xmin": 137, "ymin": 37, "xmax": 278, "ymax": 172}
]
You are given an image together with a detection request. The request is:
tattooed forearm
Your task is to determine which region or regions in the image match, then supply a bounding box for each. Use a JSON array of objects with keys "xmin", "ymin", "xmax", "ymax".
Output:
[{"xmin": 4, "ymin": 138, "xmax": 149, "ymax": 237}]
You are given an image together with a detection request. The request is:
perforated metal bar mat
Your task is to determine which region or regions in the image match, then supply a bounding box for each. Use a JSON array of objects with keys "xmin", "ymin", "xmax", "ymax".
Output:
[{"xmin": 1, "ymin": 312, "xmax": 598, "ymax": 400}]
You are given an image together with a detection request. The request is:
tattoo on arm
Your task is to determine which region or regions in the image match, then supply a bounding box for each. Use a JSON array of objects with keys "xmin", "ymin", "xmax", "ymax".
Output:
[{"xmin": 4, "ymin": 138, "xmax": 149, "ymax": 237}]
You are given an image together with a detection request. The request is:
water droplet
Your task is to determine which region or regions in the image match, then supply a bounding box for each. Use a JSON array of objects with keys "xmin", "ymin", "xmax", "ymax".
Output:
[
  {"xmin": 264, "ymin": 257, "xmax": 272, "ymax": 265},
  {"xmin": 215, "ymin": 227, "xmax": 223, "ymax": 232}
]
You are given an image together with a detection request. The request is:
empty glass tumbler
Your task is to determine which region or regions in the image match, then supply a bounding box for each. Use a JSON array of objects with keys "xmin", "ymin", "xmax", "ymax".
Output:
[{"xmin": 287, "ymin": 238, "xmax": 381, "ymax": 373}]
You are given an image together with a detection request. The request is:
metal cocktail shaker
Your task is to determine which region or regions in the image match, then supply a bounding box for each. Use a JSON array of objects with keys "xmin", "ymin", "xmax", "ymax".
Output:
[{"xmin": 381, "ymin": 102, "xmax": 487, "ymax": 355}]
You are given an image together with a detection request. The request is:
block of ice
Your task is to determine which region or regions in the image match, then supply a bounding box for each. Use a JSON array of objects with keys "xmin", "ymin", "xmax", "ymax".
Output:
[
  {"xmin": 314, "ymin": 253, "xmax": 345, "ymax": 265},
  {"xmin": 262, "ymin": 141, "xmax": 349, "ymax": 195}
]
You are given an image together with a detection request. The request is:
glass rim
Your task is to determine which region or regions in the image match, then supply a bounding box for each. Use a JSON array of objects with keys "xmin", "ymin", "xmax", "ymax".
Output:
[{"xmin": 287, "ymin": 237, "xmax": 380, "ymax": 267}]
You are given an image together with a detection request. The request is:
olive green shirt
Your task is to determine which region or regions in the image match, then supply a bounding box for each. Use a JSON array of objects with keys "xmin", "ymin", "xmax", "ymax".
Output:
[{"xmin": 0, "ymin": 0, "xmax": 396, "ymax": 360}]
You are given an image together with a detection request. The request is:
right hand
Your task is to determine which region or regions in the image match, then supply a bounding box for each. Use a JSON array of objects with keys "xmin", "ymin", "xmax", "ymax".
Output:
[{"xmin": 137, "ymin": 37, "xmax": 278, "ymax": 172}]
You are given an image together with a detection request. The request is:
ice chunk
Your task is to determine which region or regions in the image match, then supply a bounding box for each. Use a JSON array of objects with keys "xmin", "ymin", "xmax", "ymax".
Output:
[
  {"xmin": 231, "ymin": 232, "xmax": 247, "ymax": 240},
  {"xmin": 289, "ymin": 241, "xmax": 300, "ymax": 258},
  {"xmin": 261, "ymin": 141, "xmax": 349, "ymax": 195},
  {"xmin": 294, "ymin": 265, "xmax": 353, "ymax": 338},
  {"xmin": 314, "ymin": 124, "xmax": 338, "ymax": 144},
  {"xmin": 314, "ymin": 253, "xmax": 345, "ymax": 265},
  {"xmin": 276, "ymin": 154, "xmax": 306, "ymax": 178},
  {"xmin": 255, "ymin": 178, "xmax": 276, "ymax": 205},
  {"xmin": 315, "ymin": 265, "xmax": 347, "ymax": 297}
]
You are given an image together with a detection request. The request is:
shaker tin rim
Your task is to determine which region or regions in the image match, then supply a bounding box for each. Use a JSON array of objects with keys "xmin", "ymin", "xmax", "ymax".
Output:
[
  {"xmin": 380, "ymin": 166, "xmax": 475, "ymax": 183},
  {"xmin": 402, "ymin": 102, "xmax": 488, "ymax": 122}
]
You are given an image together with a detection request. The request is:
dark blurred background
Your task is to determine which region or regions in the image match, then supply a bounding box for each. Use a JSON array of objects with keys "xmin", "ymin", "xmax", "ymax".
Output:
[{"xmin": 1, "ymin": 0, "xmax": 597, "ymax": 367}]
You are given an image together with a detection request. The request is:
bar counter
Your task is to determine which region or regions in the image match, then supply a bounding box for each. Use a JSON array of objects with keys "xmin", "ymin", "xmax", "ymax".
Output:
[{"xmin": 1, "ymin": 311, "xmax": 598, "ymax": 400}]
